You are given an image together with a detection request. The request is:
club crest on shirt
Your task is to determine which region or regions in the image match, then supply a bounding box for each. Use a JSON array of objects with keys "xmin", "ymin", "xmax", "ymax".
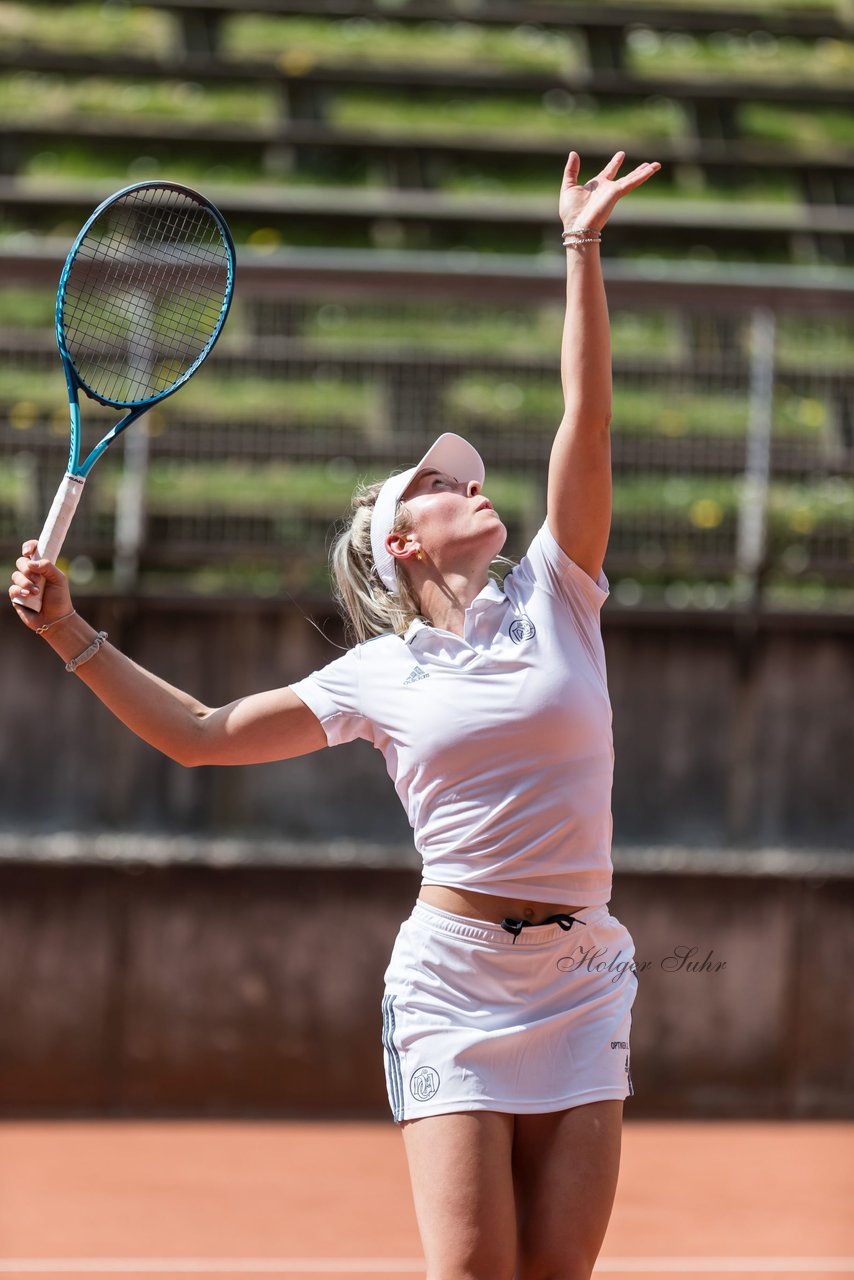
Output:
[
  {"xmin": 509, "ymin": 618, "xmax": 536, "ymax": 644},
  {"xmin": 410, "ymin": 1066, "xmax": 440, "ymax": 1101}
]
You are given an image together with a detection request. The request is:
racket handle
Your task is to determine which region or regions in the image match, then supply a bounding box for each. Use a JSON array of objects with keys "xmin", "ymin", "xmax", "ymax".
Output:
[{"xmin": 19, "ymin": 473, "xmax": 86, "ymax": 614}]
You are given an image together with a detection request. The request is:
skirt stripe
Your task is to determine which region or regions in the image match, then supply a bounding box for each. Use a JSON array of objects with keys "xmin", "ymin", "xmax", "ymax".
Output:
[{"xmin": 382, "ymin": 993, "xmax": 405, "ymax": 1122}]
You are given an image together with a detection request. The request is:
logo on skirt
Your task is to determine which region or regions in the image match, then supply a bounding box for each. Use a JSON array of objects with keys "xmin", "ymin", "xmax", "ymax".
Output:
[{"xmin": 410, "ymin": 1066, "xmax": 440, "ymax": 1101}]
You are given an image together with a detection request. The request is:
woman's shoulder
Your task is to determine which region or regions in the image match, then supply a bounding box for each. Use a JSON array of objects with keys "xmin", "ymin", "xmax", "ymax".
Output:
[{"xmin": 510, "ymin": 521, "xmax": 610, "ymax": 612}]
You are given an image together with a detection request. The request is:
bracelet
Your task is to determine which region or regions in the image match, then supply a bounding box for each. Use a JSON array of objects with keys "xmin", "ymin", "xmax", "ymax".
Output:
[
  {"xmin": 36, "ymin": 609, "xmax": 77, "ymax": 635},
  {"xmin": 562, "ymin": 226, "xmax": 602, "ymax": 247},
  {"xmin": 65, "ymin": 631, "xmax": 108, "ymax": 674}
]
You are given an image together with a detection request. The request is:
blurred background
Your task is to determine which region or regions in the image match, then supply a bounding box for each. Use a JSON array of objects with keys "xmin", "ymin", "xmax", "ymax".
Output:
[{"xmin": 0, "ymin": 0, "xmax": 852, "ymax": 1121}]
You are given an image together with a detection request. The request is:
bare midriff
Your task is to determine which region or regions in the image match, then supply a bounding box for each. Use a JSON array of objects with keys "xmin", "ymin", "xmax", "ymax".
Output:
[{"xmin": 418, "ymin": 883, "xmax": 588, "ymax": 926}]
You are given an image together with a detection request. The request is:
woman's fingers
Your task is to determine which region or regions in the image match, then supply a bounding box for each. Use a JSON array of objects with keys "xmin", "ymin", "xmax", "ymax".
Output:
[
  {"xmin": 14, "ymin": 560, "xmax": 45, "ymax": 591},
  {"xmin": 9, "ymin": 542, "xmax": 52, "ymax": 620},
  {"xmin": 9, "ymin": 580, "xmax": 34, "ymax": 606},
  {"xmin": 10, "ymin": 565, "xmax": 41, "ymax": 603},
  {"xmin": 563, "ymin": 150, "xmax": 659, "ymax": 192},
  {"xmin": 616, "ymin": 160, "xmax": 662, "ymax": 191},
  {"xmin": 11, "ymin": 551, "xmax": 62, "ymax": 591},
  {"xmin": 598, "ymin": 150, "xmax": 626, "ymax": 181},
  {"xmin": 561, "ymin": 150, "xmax": 581, "ymax": 189}
]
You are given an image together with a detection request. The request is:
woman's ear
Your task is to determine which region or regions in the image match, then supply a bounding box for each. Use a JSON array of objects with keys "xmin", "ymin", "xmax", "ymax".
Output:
[{"xmin": 386, "ymin": 530, "xmax": 420, "ymax": 565}]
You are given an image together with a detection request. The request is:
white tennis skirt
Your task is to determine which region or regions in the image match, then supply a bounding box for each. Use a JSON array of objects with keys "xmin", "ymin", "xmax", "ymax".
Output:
[{"xmin": 381, "ymin": 900, "xmax": 638, "ymax": 1122}]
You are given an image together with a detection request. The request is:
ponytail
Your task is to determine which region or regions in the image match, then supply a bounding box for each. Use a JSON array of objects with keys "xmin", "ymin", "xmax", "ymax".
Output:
[{"xmin": 330, "ymin": 480, "xmax": 421, "ymax": 644}]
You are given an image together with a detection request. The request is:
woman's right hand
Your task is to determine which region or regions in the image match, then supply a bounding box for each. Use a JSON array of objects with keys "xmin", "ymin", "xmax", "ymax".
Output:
[{"xmin": 9, "ymin": 540, "xmax": 75, "ymax": 632}]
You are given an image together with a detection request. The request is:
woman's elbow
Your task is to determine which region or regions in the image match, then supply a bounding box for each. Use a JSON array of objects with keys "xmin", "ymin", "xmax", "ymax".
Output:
[
  {"xmin": 175, "ymin": 751, "xmax": 204, "ymax": 769},
  {"xmin": 171, "ymin": 716, "xmax": 213, "ymax": 768},
  {"xmin": 171, "ymin": 744, "xmax": 205, "ymax": 769}
]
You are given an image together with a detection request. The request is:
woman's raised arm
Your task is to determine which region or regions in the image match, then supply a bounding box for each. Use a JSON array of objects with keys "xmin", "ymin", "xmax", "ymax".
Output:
[
  {"xmin": 9, "ymin": 545, "xmax": 327, "ymax": 768},
  {"xmin": 548, "ymin": 150, "xmax": 660, "ymax": 582}
]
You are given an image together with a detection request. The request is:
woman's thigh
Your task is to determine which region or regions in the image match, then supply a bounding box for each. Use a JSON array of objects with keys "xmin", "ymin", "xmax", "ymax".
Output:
[
  {"xmin": 400, "ymin": 1110, "xmax": 517, "ymax": 1280},
  {"xmin": 513, "ymin": 1099, "xmax": 624, "ymax": 1280}
]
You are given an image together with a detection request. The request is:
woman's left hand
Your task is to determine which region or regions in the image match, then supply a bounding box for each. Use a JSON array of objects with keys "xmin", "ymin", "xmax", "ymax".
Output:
[{"xmin": 559, "ymin": 150, "xmax": 661, "ymax": 233}]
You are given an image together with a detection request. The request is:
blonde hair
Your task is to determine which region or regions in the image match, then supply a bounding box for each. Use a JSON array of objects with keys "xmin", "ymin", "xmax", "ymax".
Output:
[{"xmin": 330, "ymin": 479, "xmax": 421, "ymax": 644}]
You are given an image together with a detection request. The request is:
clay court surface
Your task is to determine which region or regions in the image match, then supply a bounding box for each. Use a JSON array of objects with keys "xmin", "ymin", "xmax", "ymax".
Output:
[{"xmin": 0, "ymin": 1120, "xmax": 852, "ymax": 1278}]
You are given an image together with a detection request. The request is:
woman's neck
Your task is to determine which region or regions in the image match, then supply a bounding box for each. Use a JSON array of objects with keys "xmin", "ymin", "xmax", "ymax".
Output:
[{"xmin": 417, "ymin": 569, "xmax": 490, "ymax": 637}]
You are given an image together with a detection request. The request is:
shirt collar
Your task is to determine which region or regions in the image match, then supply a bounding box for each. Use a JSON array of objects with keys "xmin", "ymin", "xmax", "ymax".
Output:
[{"xmin": 403, "ymin": 578, "xmax": 506, "ymax": 645}]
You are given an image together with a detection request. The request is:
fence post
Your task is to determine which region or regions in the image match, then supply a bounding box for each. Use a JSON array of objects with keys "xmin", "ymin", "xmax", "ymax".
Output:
[
  {"xmin": 727, "ymin": 306, "xmax": 776, "ymax": 846},
  {"xmin": 113, "ymin": 287, "xmax": 154, "ymax": 595},
  {"xmin": 735, "ymin": 307, "xmax": 776, "ymax": 606},
  {"xmin": 113, "ymin": 423, "xmax": 149, "ymax": 595}
]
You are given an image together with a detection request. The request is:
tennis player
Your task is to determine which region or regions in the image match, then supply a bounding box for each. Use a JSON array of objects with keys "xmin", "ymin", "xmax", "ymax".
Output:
[{"xmin": 11, "ymin": 150, "xmax": 659, "ymax": 1280}]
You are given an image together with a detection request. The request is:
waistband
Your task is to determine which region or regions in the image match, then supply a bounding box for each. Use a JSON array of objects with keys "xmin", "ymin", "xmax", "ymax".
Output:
[{"xmin": 410, "ymin": 900, "xmax": 610, "ymax": 947}]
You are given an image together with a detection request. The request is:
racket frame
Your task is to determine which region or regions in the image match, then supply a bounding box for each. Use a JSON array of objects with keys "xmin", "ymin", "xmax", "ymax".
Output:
[{"xmin": 56, "ymin": 179, "xmax": 236, "ymax": 480}]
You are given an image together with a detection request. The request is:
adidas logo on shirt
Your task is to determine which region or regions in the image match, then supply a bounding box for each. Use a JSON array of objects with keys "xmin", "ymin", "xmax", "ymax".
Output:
[{"xmin": 403, "ymin": 665, "xmax": 430, "ymax": 686}]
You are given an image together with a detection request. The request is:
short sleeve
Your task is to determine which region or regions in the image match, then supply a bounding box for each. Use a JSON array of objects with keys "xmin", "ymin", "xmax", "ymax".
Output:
[
  {"xmin": 290, "ymin": 646, "xmax": 373, "ymax": 747},
  {"xmin": 516, "ymin": 521, "xmax": 609, "ymax": 613}
]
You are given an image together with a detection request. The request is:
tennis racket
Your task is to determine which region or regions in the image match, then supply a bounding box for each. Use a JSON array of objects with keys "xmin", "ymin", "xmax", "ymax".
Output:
[{"xmin": 18, "ymin": 179, "xmax": 235, "ymax": 612}]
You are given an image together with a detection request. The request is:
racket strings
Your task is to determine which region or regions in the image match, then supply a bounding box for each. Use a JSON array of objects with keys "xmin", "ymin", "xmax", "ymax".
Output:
[{"xmin": 61, "ymin": 186, "xmax": 231, "ymax": 405}]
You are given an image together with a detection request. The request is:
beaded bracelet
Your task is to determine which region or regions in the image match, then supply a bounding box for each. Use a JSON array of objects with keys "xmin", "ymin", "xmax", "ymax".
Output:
[
  {"xmin": 562, "ymin": 226, "xmax": 602, "ymax": 247},
  {"xmin": 65, "ymin": 631, "xmax": 108, "ymax": 674}
]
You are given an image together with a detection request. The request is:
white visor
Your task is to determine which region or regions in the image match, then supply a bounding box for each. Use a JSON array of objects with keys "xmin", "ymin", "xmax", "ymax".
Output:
[{"xmin": 370, "ymin": 433, "xmax": 485, "ymax": 593}]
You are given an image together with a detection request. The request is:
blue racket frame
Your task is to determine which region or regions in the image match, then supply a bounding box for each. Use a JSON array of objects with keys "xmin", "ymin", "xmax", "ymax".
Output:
[{"xmin": 55, "ymin": 179, "xmax": 236, "ymax": 479}]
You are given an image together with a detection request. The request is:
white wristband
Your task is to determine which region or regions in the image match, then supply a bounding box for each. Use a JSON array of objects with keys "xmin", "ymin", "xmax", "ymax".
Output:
[{"xmin": 65, "ymin": 631, "xmax": 108, "ymax": 673}]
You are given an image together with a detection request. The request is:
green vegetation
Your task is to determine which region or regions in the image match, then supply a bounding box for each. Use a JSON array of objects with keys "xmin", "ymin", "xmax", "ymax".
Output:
[
  {"xmin": 445, "ymin": 377, "xmax": 836, "ymax": 440},
  {"xmin": 0, "ymin": 291, "xmax": 669, "ymax": 357},
  {"xmin": 742, "ymin": 103, "xmax": 854, "ymax": 147},
  {"xmin": 610, "ymin": 475, "xmax": 854, "ymax": 538},
  {"xmin": 84, "ymin": 460, "xmax": 537, "ymax": 520},
  {"xmin": 2, "ymin": 2, "xmax": 852, "ymax": 164},
  {"xmin": 24, "ymin": 145, "xmax": 279, "ymax": 190},
  {"xmin": 305, "ymin": 302, "xmax": 563, "ymax": 356},
  {"xmin": 0, "ymin": 288, "xmax": 56, "ymax": 329},
  {"xmin": 0, "ymin": 367, "xmax": 67, "ymax": 411},
  {"xmin": 614, "ymin": 0, "xmax": 844, "ymax": 8},
  {"xmin": 628, "ymin": 28, "xmax": 854, "ymax": 85},
  {"xmin": 603, "ymin": 0, "xmax": 842, "ymax": 8},
  {"xmin": 446, "ymin": 378, "xmax": 748, "ymax": 434},
  {"xmin": 4, "ymin": 0, "xmax": 847, "ymax": 78},
  {"xmin": 332, "ymin": 90, "xmax": 688, "ymax": 142},
  {"xmin": 224, "ymin": 15, "xmax": 584, "ymax": 72},
  {"xmin": 777, "ymin": 317, "xmax": 854, "ymax": 367},
  {"xmin": 0, "ymin": 72, "xmax": 279, "ymax": 125},
  {"xmin": 478, "ymin": 174, "xmax": 796, "ymax": 206},
  {"xmin": 0, "ymin": 364, "xmax": 837, "ymax": 446},
  {"xmin": 303, "ymin": 303, "xmax": 682, "ymax": 360},
  {"xmin": 0, "ymin": 2, "xmax": 175, "ymax": 55},
  {"xmin": 0, "ymin": 367, "xmax": 377, "ymax": 427},
  {"xmin": 767, "ymin": 476, "xmax": 854, "ymax": 532},
  {"xmin": 172, "ymin": 374, "xmax": 376, "ymax": 425},
  {"xmin": 7, "ymin": 459, "xmax": 850, "ymax": 554}
]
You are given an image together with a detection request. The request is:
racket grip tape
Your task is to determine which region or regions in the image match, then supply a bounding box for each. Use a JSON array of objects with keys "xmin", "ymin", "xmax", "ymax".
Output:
[{"xmin": 19, "ymin": 473, "xmax": 86, "ymax": 614}]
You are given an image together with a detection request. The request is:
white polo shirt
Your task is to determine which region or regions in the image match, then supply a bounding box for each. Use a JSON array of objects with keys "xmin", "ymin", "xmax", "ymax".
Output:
[{"xmin": 291, "ymin": 521, "xmax": 614, "ymax": 906}]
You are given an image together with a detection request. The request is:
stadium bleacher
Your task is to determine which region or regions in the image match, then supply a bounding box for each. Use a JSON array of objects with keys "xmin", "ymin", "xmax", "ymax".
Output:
[{"xmin": 1, "ymin": 0, "xmax": 853, "ymax": 609}]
